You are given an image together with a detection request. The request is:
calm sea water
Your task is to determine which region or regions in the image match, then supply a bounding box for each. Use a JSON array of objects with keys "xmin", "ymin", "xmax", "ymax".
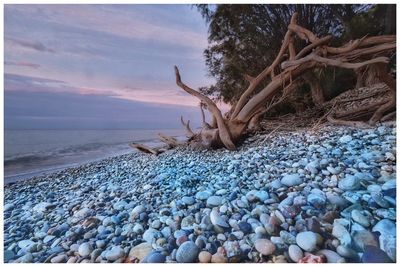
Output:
[{"xmin": 4, "ymin": 129, "xmax": 185, "ymax": 182}]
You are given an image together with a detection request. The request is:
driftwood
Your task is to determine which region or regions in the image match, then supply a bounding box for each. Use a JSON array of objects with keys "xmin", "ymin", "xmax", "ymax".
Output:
[{"xmin": 131, "ymin": 12, "xmax": 395, "ymax": 153}]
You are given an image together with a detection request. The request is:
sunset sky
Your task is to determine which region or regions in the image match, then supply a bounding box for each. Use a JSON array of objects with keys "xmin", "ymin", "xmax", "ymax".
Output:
[{"xmin": 5, "ymin": 4, "xmax": 221, "ymax": 129}]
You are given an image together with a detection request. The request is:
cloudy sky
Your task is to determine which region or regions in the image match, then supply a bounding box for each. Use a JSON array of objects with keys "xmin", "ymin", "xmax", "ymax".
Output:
[{"xmin": 5, "ymin": 4, "xmax": 220, "ymax": 129}]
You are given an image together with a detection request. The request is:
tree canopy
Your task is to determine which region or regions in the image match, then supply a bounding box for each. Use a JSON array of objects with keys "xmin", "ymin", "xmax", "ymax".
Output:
[{"xmin": 196, "ymin": 4, "xmax": 395, "ymax": 105}]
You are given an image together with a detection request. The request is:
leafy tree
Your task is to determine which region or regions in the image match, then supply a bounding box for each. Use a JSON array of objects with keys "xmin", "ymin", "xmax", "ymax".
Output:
[{"xmin": 196, "ymin": 4, "xmax": 395, "ymax": 104}]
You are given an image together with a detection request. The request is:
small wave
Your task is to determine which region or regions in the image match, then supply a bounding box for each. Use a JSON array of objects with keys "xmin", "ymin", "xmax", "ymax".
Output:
[{"xmin": 4, "ymin": 154, "xmax": 52, "ymax": 166}]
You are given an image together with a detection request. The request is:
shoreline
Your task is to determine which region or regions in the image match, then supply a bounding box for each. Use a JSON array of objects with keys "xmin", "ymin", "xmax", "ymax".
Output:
[
  {"xmin": 4, "ymin": 135, "xmax": 186, "ymax": 185},
  {"xmin": 3, "ymin": 124, "xmax": 396, "ymax": 263}
]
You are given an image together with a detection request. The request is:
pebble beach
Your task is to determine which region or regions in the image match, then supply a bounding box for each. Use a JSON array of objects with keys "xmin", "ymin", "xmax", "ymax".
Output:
[{"xmin": 3, "ymin": 124, "xmax": 397, "ymax": 263}]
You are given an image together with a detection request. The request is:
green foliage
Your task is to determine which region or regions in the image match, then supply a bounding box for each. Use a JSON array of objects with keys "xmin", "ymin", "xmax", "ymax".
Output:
[{"xmin": 196, "ymin": 4, "xmax": 395, "ymax": 104}]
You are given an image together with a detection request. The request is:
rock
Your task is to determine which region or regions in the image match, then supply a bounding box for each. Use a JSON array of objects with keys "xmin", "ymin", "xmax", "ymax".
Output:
[
  {"xmin": 129, "ymin": 243, "xmax": 153, "ymax": 261},
  {"xmin": 281, "ymin": 174, "xmax": 302, "ymax": 187},
  {"xmin": 338, "ymin": 176, "xmax": 360, "ymax": 191},
  {"xmin": 4, "ymin": 203, "xmax": 14, "ymax": 212},
  {"xmin": 182, "ymin": 196, "xmax": 195, "ymax": 205},
  {"xmin": 298, "ymin": 254, "xmax": 326, "ymax": 263},
  {"xmin": 198, "ymin": 251, "xmax": 212, "ymax": 263},
  {"xmin": 113, "ymin": 200, "xmax": 128, "ymax": 210},
  {"xmin": 143, "ymin": 228, "xmax": 159, "ymax": 243},
  {"xmin": 288, "ymin": 244, "xmax": 303, "ymax": 262},
  {"xmin": 50, "ymin": 254, "xmax": 68, "ymax": 263},
  {"xmin": 78, "ymin": 242, "xmax": 93, "ymax": 257},
  {"xmin": 316, "ymin": 249, "xmax": 345, "ymax": 263},
  {"xmin": 17, "ymin": 240, "xmax": 36, "ymax": 251},
  {"xmin": 339, "ymin": 135, "xmax": 352, "ymax": 143},
  {"xmin": 296, "ymin": 231, "xmax": 323, "ymax": 252},
  {"xmin": 336, "ymin": 245, "xmax": 358, "ymax": 259},
  {"xmin": 143, "ymin": 252, "xmax": 166, "ymax": 263},
  {"xmin": 372, "ymin": 219, "xmax": 396, "ymax": 237},
  {"xmin": 15, "ymin": 253, "xmax": 33, "ymax": 263},
  {"xmin": 130, "ymin": 205, "xmax": 145, "ymax": 221},
  {"xmin": 246, "ymin": 190, "xmax": 269, "ymax": 202},
  {"xmin": 307, "ymin": 193, "xmax": 326, "ymax": 208},
  {"xmin": 351, "ymin": 210, "xmax": 370, "ymax": 227},
  {"xmin": 4, "ymin": 250, "xmax": 15, "ymax": 262},
  {"xmin": 33, "ymin": 202, "xmax": 54, "ymax": 213},
  {"xmin": 378, "ymin": 234, "xmax": 396, "ymax": 262},
  {"xmin": 210, "ymin": 209, "xmax": 229, "ymax": 228},
  {"xmin": 238, "ymin": 222, "xmax": 252, "ymax": 235},
  {"xmin": 176, "ymin": 241, "xmax": 199, "ymax": 263},
  {"xmin": 254, "ymin": 239, "xmax": 276, "ymax": 256},
  {"xmin": 195, "ymin": 191, "xmax": 212, "ymax": 200},
  {"xmin": 362, "ymin": 245, "xmax": 393, "ymax": 263},
  {"xmin": 332, "ymin": 223, "xmax": 352, "ymax": 247},
  {"xmin": 211, "ymin": 249, "xmax": 228, "ymax": 263},
  {"xmin": 43, "ymin": 235, "xmax": 56, "ymax": 244},
  {"xmin": 352, "ymin": 230, "xmax": 379, "ymax": 252},
  {"xmin": 105, "ymin": 246, "xmax": 125, "ymax": 261},
  {"xmin": 207, "ymin": 196, "xmax": 223, "ymax": 207}
]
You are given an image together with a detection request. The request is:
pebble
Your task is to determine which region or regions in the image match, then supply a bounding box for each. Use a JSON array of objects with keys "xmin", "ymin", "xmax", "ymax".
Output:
[
  {"xmin": 281, "ymin": 174, "xmax": 302, "ymax": 187},
  {"xmin": 105, "ymin": 246, "xmax": 125, "ymax": 261},
  {"xmin": 296, "ymin": 231, "xmax": 322, "ymax": 252},
  {"xmin": 128, "ymin": 242, "xmax": 153, "ymax": 261},
  {"xmin": 288, "ymin": 244, "xmax": 303, "ymax": 262},
  {"xmin": 50, "ymin": 254, "xmax": 68, "ymax": 263},
  {"xmin": 198, "ymin": 251, "xmax": 212, "ymax": 263},
  {"xmin": 351, "ymin": 210, "xmax": 370, "ymax": 227},
  {"xmin": 78, "ymin": 242, "xmax": 93, "ymax": 257},
  {"xmin": 3, "ymin": 124, "xmax": 396, "ymax": 263},
  {"xmin": 176, "ymin": 241, "xmax": 199, "ymax": 263},
  {"xmin": 254, "ymin": 239, "xmax": 276, "ymax": 256}
]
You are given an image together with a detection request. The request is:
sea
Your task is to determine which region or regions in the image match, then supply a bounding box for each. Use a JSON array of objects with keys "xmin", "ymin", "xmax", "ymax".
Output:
[{"xmin": 4, "ymin": 129, "xmax": 185, "ymax": 183}]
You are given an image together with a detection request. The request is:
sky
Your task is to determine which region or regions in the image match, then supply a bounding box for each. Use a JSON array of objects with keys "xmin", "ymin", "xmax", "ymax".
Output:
[{"xmin": 4, "ymin": 4, "xmax": 222, "ymax": 129}]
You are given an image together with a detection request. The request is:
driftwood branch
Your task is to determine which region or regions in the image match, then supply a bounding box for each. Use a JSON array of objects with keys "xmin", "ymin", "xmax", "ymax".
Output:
[{"xmin": 180, "ymin": 116, "xmax": 195, "ymax": 137}]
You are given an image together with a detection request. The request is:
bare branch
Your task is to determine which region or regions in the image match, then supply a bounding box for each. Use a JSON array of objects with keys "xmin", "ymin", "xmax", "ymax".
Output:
[
  {"xmin": 175, "ymin": 66, "xmax": 236, "ymax": 150},
  {"xmin": 180, "ymin": 116, "xmax": 195, "ymax": 137},
  {"xmin": 281, "ymin": 54, "xmax": 389, "ymax": 70},
  {"xmin": 129, "ymin": 143, "xmax": 160, "ymax": 155}
]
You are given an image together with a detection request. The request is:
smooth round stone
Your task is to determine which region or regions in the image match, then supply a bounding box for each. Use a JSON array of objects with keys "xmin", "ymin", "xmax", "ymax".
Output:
[
  {"xmin": 281, "ymin": 174, "xmax": 302, "ymax": 187},
  {"xmin": 316, "ymin": 249, "xmax": 345, "ymax": 263},
  {"xmin": 151, "ymin": 220, "xmax": 161, "ymax": 229},
  {"xmin": 96, "ymin": 240, "xmax": 106, "ymax": 249},
  {"xmin": 130, "ymin": 205, "xmax": 145, "ymax": 220},
  {"xmin": 4, "ymin": 250, "xmax": 15, "ymax": 262},
  {"xmin": 105, "ymin": 246, "xmax": 125, "ymax": 261},
  {"xmin": 353, "ymin": 230, "xmax": 379, "ymax": 251},
  {"xmin": 288, "ymin": 244, "xmax": 303, "ymax": 262},
  {"xmin": 195, "ymin": 191, "xmax": 212, "ymax": 201},
  {"xmin": 210, "ymin": 209, "xmax": 229, "ymax": 228},
  {"xmin": 198, "ymin": 251, "xmax": 212, "ymax": 263},
  {"xmin": 246, "ymin": 190, "xmax": 269, "ymax": 202},
  {"xmin": 182, "ymin": 196, "xmax": 195, "ymax": 205},
  {"xmin": 362, "ymin": 245, "xmax": 393, "ymax": 263},
  {"xmin": 181, "ymin": 216, "xmax": 195, "ymax": 230},
  {"xmin": 78, "ymin": 242, "xmax": 93, "ymax": 257},
  {"xmin": 145, "ymin": 252, "xmax": 166, "ymax": 263},
  {"xmin": 211, "ymin": 252, "xmax": 228, "ymax": 263},
  {"xmin": 238, "ymin": 221, "xmax": 252, "ymax": 235},
  {"xmin": 129, "ymin": 243, "xmax": 153, "ymax": 261},
  {"xmin": 18, "ymin": 240, "xmax": 36, "ymax": 251},
  {"xmin": 307, "ymin": 194, "xmax": 326, "ymax": 208},
  {"xmin": 113, "ymin": 200, "xmax": 128, "ymax": 211},
  {"xmin": 43, "ymin": 235, "xmax": 56, "ymax": 244},
  {"xmin": 332, "ymin": 223, "xmax": 352, "ymax": 247},
  {"xmin": 351, "ymin": 210, "xmax": 370, "ymax": 227},
  {"xmin": 4, "ymin": 203, "xmax": 14, "ymax": 212},
  {"xmin": 381, "ymin": 179, "xmax": 396, "ymax": 191},
  {"xmin": 133, "ymin": 224, "xmax": 144, "ymax": 234},
  {"xmin": 336, "ymin": 245, "xmax": 359, "ymax": 259},
  {"xmin": 143, "ymin": 228, "xmax": 159, "ymax": 243},
  {"xmin": 296, "ymin": 231, "xmax": 323, "ymax": 252},
  {"xmin": 372, "ymin": 219, "xmax": 396, "ymax": 236},
  {"xmin": 207, "ymin": 196, "xmax": 223, "ymax": 207},
  {"xmin": 254, "ymin": 239, "xmax": 276, "ymax": 256},
  {"xmin": 50, "ymin": 254, "xmax": 68, "ymax": 263},
  {"xmin": 176, "ymin": 241, "xmax": 199, "ymax": 263},
  {"xmin": 338, "ymin": 176, "xmax": 360, "ymax": 191}
]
